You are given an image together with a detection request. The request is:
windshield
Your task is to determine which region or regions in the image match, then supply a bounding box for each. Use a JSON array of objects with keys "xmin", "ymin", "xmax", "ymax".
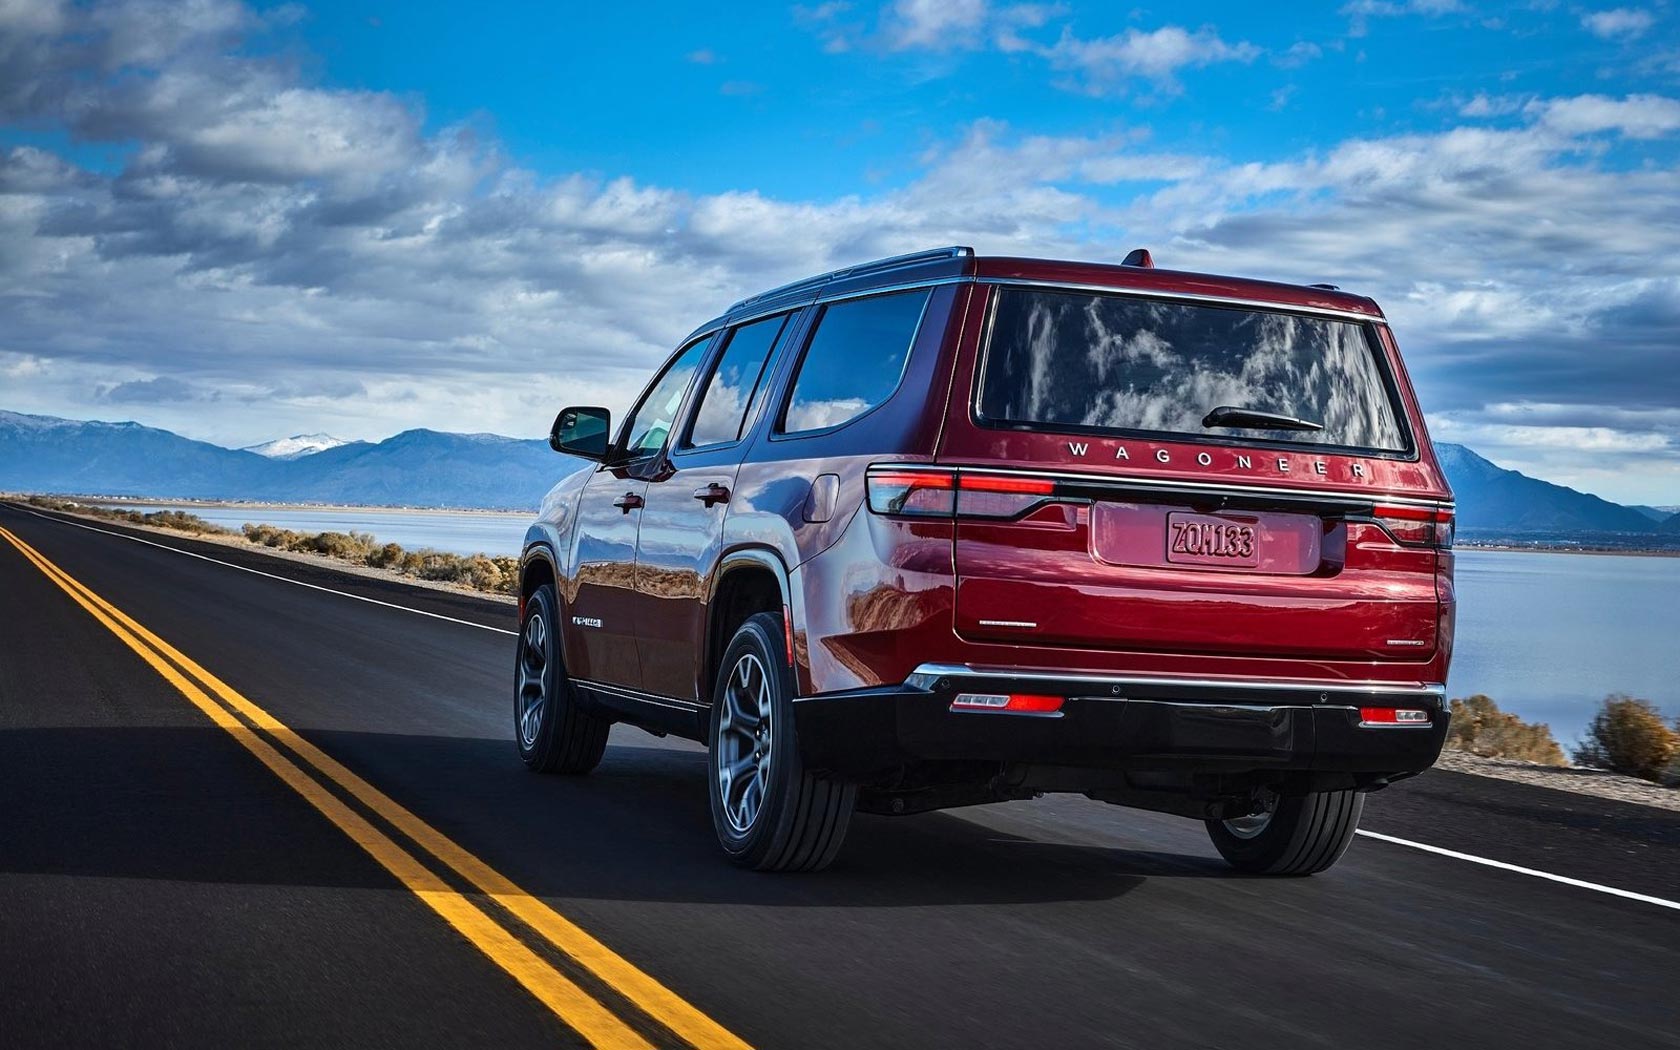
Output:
[{"xmin": 978, "ymin": 288, "xmax": 1411, "ymax": 454}]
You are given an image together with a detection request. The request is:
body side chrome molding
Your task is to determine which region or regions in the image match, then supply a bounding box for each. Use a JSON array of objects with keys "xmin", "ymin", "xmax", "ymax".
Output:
[{"xmin": 573, "ymin": 678, "xmax": 706, "ymax": 712}]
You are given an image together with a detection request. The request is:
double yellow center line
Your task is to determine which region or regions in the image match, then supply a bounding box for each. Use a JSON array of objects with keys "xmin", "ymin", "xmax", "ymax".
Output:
[{"xmin": 0, "ymin": 524, "xmax": 750, "ymax": 1050}]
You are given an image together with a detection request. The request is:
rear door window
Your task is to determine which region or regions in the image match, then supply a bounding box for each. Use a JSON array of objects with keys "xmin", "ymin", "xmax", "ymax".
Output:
[
  {"xmin": 779, "ymin": 289, "xmax": 931, "ymax": 435},
  {"xmin": 683, "ymin": 313, "xmax": 789, "ymax": 449},
  {"xmin": 978, "ymin": 288, "xmax": 1411, "ymax": 454}
]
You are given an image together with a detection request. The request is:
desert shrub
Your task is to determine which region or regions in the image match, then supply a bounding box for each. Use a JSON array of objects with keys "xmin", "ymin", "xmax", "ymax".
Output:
[
  {"xmin": 491, "ymin": 556, "xmax": 519, "ymax": 595},
  {"xmin": 138, "ymin": 510, "xmax": 226, "ymax": 534},
  {"xmin": 229, "ymin": 518, "xmax": 516, "ymax": 596},
  {"xmin": 243, "ymin": 523, "xmax": 306, "ymax": 549},
  {"xmin": 1572, "ymin": 695, "xmax": 1679, "ymax": 782},
  {"xmin": 1444, "ymin": 694, "xmax": 1566, "ymax": 766},
  {"xmin": 304, "ymin": 530, "xmax": 377, "ymax": 562},
  {"xmin": 365, "ymin": 542, "xmax": 405, "ymax": 569},
  {"xmin": 23, "ymin": 495, "xmax": 227, "ymax": 535}
]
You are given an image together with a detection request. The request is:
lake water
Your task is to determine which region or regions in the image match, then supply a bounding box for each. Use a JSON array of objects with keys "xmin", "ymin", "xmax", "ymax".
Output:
[
  {"xmin": 1449, "ymin": 549, "xmax": 1679, "ymax": 748},
  {"xmin": 102, "ymin": 504, "xmax": 1678, "ymax": 746}
]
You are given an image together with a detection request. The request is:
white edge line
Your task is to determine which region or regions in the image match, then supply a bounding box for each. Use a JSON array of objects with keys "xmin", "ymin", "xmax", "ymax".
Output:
[
  {"xmin": 1356, "ymin": 829, "xmax": 1680, "ymax": 912},
  {"xmin": 10, "ymin": 504, "xmax": 518, "ymax": 636}
]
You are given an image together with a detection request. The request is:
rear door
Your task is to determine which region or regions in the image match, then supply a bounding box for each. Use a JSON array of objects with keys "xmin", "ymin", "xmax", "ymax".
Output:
[
  {"xmin": 937, "ymin": 285, "xmax": 1452, "ymax": 664},
  {"xmin": 632, "ymin": 312, "xmax": 794, "ymax": 701}
]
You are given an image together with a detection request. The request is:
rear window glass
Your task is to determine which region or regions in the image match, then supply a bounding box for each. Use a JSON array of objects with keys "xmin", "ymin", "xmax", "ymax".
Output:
[
  {"xmin": 978, "ymin": 288, "xmax": 1410, "ymax": 453},
  {"xmin": 780, "ymin": 289, "xmax": 930, "ymax": 435}
]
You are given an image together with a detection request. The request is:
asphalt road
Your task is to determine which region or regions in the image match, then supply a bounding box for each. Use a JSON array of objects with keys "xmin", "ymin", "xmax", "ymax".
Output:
[{"xmin": 2, "ymin": 501, "xmax": 1677, "ymax": 1050}]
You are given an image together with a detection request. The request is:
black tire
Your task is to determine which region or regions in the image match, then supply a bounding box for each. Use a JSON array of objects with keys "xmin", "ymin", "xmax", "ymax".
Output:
[
  {"xmin": 1205, "ymin": 789, "xmax": 1364, "ymax": 876},
  {"xmin": 707, "ymin": 612, "xmax": 855, "ymax": 872},
  {"xmin": 514, "ymin": 584, "xmax": 610, "ymax": 774}
]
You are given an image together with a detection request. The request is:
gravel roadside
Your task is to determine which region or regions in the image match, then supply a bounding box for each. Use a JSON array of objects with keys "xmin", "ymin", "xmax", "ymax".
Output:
[{"xmin": 1434, "ymin": 748, "xmax": 1680, "ymax": 813}]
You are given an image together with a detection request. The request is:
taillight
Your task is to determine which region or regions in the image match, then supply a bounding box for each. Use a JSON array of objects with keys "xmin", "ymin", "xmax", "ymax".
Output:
[
  {"xmin": 866, "ymin": 468, "xmax": 1057, "ymax": 520},
  {"xmin": 1372, "ymin": 504, "xmax": 1454, "ymax": 549},
  {"xmin": 865, "ymin": 470, "xmax": 955, "ymax": 517}
]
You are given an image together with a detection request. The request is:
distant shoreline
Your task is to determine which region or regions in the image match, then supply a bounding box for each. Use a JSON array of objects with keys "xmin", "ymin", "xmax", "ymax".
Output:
[
  {"xmin": 61, "ymin": 495, "xmax": 536, "ymax": 519},
  {"xmin": 1459, "ymin": 543, "xmax": 1680, "ymax": 559}
]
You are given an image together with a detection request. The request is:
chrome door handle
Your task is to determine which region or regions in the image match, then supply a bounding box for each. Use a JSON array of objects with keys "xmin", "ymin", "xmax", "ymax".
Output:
[
  {"xmin": 613, "ymin": 492, "xmax": 644, "ymax": 513},
  {"xmin": 691, "ymin": 483, "xmax": 730, "ymax": 506}
]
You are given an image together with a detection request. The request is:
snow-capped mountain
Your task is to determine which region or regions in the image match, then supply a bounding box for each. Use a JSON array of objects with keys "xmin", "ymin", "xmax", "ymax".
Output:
[{"xmin": 242, "ymin": 433, "xmax": 349, "ymax": 460}]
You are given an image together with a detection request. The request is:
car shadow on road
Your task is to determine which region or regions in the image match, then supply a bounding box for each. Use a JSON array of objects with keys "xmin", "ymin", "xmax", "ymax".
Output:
[
  {"xmin": 0, "ymin": 725, "xmax": 1237, "ymax": 904},
  {"xmin": 313, "ymin": 730, "xmax": 1240, "ymax": 907}
]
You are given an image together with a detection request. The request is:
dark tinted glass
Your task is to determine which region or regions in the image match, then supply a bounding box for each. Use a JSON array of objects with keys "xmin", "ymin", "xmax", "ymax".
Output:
[
  {"xmin": 781, "ymin": 289, "xmax": 930, "ymax": 435},
  {"xmin": 684, "ymin": 314, "xmax": 787, "ymax": 448},
  {"xmin": 979, "ymin": 289, "xmax": 1409, "ymax": 453},
  {"xmin": 621, "ymin": 337, "xmax": 709, "ymax": 459}
]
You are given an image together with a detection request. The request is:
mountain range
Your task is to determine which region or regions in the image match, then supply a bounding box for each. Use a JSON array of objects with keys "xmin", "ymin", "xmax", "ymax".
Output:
[
  {"xmin": 0, "ymin": 409, "xmax": 1676, "ymax": 538},
  {"xmin": 0, "ymin": 411, "xmax": 560, "ymax": 510}
]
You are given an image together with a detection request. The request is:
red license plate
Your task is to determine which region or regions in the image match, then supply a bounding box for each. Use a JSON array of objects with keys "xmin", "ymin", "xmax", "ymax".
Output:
[{"xmin": 1165, "ymin": 513, "xmax": 1262, "ymax": 568}]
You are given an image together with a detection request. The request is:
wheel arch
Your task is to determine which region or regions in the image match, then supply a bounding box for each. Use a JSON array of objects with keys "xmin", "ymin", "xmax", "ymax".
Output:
[
  {"xmin": 518, "ymin": 542, "xmax": 559, "ymax": 618},
  {"xmin": 704, "ymin": 548, "xmax": 794, "ymax": 706}
]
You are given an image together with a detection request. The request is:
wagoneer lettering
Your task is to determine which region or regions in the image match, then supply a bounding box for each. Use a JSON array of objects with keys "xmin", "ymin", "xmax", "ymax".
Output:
[{"xmin": 516, "ymin": 246, "xmax": 1455, "ymax": 875}]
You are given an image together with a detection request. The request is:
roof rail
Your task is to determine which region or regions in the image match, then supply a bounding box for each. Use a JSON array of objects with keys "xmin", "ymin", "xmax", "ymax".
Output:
[{"xmin": 728, "ymin": 245, "xmax": 974, "ymax": 312}]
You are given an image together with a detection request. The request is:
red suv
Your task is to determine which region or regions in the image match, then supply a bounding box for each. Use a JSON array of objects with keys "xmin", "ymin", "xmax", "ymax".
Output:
[{"xmin": 517, "ymin": 247, "xmax": 1454, "ymax": 875}]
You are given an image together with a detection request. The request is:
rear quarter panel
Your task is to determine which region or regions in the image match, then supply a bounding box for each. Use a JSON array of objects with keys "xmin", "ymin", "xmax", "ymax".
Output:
[{"xmin": 723, "ymin": 283, "xmax": 970, "ymax": 692}]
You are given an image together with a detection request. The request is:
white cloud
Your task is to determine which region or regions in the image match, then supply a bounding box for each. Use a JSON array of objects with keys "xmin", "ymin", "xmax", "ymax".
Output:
[
  {"xmin": 1041, "ymin": 25, "xmax": 1260, "ymax": 92},
  {"xmin": 1528, "ymin": 93, "xmax": 1680, "ymax": 139},
  {"xmin": 882, "ymin": 0, "xmax": 991, "ymax": 50},
  {"xmin": 805, "ymin": 4, "xmax": 1254, "ymax": 93},
  {"xmin": 1581, "ymin": 7, "xmax": 1655, "ymax": 39}
]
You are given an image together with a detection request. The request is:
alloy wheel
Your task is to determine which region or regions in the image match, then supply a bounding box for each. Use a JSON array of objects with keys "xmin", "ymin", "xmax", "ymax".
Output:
[
  {"xmin": 716, "ymin": 652, "xmax": 774, "ymax": 834},
  {"xmin": 516, "ymin": 611, "xmax": 548, "ymax": 749}
]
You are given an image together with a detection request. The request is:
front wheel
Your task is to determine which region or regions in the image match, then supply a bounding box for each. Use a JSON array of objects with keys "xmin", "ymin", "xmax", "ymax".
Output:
[
  {"xmin": 1205, "ymin": 789, "xmax": 1364, "ymax": 876},
  {"xmin": 514, "ymin": 584, "xmax": 610, "ymax": 774},
  {"xmin": 707, "ymin": 612, "xmax": 855, "ymax": 871}
]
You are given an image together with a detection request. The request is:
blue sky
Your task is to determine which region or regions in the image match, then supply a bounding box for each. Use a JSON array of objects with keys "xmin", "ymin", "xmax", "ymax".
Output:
[
  {"xmin": 293, "ymin": 2, "xmax": 1672, "ymax": 195},
  {"xmin": 1, "ymin": 0, "xmax": 1678, "ymax": 501}
]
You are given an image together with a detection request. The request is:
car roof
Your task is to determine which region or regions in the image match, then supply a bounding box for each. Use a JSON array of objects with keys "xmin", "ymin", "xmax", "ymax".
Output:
[{"xmin": 686, "ymin": 246, "xmax": 1384, "ymax": 343}]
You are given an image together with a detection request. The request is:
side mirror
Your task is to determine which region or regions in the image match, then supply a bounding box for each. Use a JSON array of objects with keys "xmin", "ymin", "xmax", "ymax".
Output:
[{"xmin": 550, "ymin": 406, "xmax": 612, "ymax": 461}]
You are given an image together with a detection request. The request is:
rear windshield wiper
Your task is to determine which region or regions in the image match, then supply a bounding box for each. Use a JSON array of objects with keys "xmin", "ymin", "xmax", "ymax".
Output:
[{"xmin": 1201, "ymin": 406, "xmax": 1324, "ymax": 432}]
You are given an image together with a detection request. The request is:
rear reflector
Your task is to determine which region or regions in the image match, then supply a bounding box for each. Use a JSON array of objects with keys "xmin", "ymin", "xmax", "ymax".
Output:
[
  {"xmin": 1359, "ymin": 707, "xmax": 1431, "ymax": 728},
  {"xmin": 950, "ymin": 692, "xmax": 1064, "ymax": 715}
]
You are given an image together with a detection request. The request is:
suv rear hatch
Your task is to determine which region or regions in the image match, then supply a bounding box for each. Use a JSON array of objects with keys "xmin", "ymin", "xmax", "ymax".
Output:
[{"xmin": 921, "ymin": 282, "xmax": 1451, "ymax": 664}]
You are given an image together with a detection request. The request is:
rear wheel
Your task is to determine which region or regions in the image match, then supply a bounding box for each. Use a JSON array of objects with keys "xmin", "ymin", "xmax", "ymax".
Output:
[
  {"xmin": 1205, "ymin": 789, "xmax": 1364, "ymax": 876},
  {"xmin": 708, "ymin": 612, "xmax": 855, "ymax": 871},
  {"xmin": 514, "ymin": 584, "xmax": 610, "ymax": 774}
]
